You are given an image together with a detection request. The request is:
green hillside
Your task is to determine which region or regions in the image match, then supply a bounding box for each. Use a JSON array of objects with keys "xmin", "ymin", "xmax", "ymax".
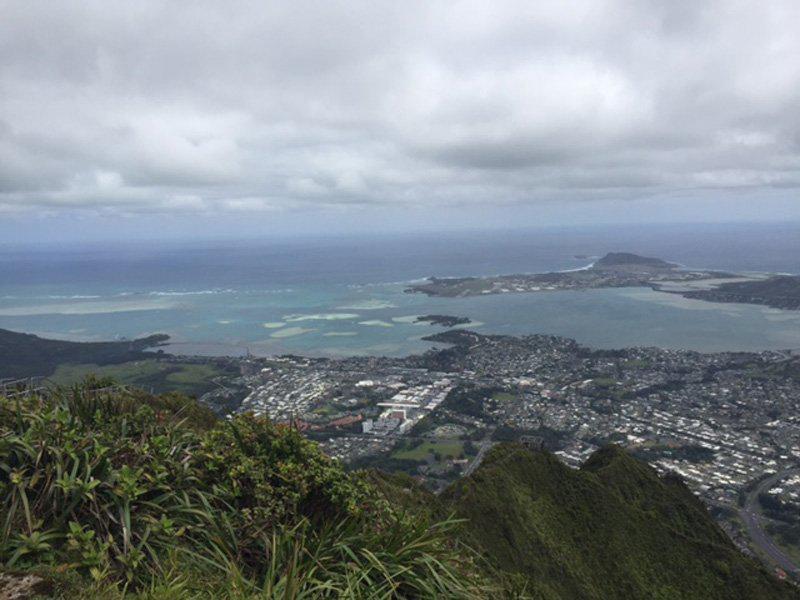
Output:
[
  {"xmin": 0, "ymin": 328, "xmax": 169, "ymax": 379},
  {"xmin": 49, "ymin": 359, "xmax": 237, "ymax": 398},
  {"xmin": 682, "ymin": 275, "xmax": 800, "ymax": 310},
  {"xmin": 0, "ymin": 384, "xmax": 489, "ymax": 598},
  {"xmin": 442, "ymin": 443, "xmax": 796, "ymax": 599},
  {"xmin": 1, "ymin": 382, "xmax": 795, "ymax": 598}
]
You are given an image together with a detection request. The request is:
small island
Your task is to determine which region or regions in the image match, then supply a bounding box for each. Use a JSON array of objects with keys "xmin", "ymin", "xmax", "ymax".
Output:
[{"xmin": 414, "ymin": 314, "xmax": 471, "ymax": 327}]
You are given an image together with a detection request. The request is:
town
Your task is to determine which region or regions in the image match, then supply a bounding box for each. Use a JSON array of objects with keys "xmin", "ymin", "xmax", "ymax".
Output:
[{"xmin": 201, "ymin": 327, "xmax": 800, "ymax": 573}]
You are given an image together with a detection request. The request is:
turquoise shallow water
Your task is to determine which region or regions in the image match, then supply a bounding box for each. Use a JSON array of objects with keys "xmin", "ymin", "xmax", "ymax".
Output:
[{"xmin": 1, "ymin": 223, "xmax": 799, "ymax": 356}]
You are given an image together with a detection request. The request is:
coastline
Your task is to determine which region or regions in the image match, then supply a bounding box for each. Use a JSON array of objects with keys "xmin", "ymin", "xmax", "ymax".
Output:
[{"xmin": 5, "ymin": 278, "xmax": 800, "ymax": 359}]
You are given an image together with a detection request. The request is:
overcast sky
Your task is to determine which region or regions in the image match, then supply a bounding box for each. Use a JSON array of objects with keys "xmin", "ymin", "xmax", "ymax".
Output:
[{"xmin": 1, "ymin": 1, "xmax": 799, "ymax": 242}]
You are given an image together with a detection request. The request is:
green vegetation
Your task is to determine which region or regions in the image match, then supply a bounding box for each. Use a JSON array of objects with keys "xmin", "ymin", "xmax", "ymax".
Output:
[
  {"xmin": 49, "ymin": 360, "xmax": 235, "ymax": 397},
  {"xmin": 491, "ymin": 392, "xmax": 517, "ymax": 403},
  {"xmin": 765, "ymin": 522, "xmax": 800, "ymax": 566},
  {"xmin": 682, "ymin": 275, "xmax": 800, "ymax": 310},
  {"xmin": 631, "ymin": 443, "xmax": 716, "ymax": 464},
  {"xmin": 590, "ymin": 377, "xmax": 617, "ymax": 388},
  {"xmin": 491, "ymin": 425, "xmax": 566, "ymax": 450},
  {"xmin": 594, "ymin": 252, "xmax": 676, "ymax": 269},
  {"xmin": 442, "ymin": 385, "xmax": 501, "ymax": 420},
  {"xmin": 393, "ymin": 441, "xmax": 465, "ymax": 461},
  {"xmin": 751, "ymin": 356, "xmax": 800, "ymax": 383},
  {"xmin": 0, "ymin": 382, "xmax": 490, "ymax": 598},
  {"xmin": 759, "ymin": 493, "xmax": 800, "ymax": 561},
  {"xmin": 622, "ymin": 358, "xmax": 649, "ymax": 369},
  {"xmin": 0, "ymin": 328, "xmax": 169, "ymax": 380},
  {"xmin": 414, "ymin": 315, "xmax": 471, "ymax": 327},
  {"xmin": 350, "ymin": 438, "xmax": 479, "ymax": 491},
  {"xmin": 442, "ymin": 444, "xmax": 797, "ymax": 599},
  {"xmin": 311, "ymin": 404, "xmax": 338, "ymax": 417},
  {"xmin": 348, "ymin": 454, "xmax": 426, "ymax": 477},
  {"xmin": 2, "ymin": 380, "xmax": 795, "ymax": 598}
]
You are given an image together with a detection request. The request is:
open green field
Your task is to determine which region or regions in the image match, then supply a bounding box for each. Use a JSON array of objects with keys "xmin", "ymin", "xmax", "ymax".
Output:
[
  {"xmin": 492, "ymin": 391, "xmax": 517, "ymax": 402},
  {"xmin": 393, "ymin": 440, "xmax": 465, "ymax": 461},
  {"xmin": 50, "ymin": 359, "xmax": 233, "ymax": 397}
]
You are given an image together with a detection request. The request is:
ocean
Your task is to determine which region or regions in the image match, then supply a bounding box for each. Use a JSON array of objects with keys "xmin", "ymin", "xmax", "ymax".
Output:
[{"xmin": 1, "ymin": 222, "xmax": 799, "ymax": 357}]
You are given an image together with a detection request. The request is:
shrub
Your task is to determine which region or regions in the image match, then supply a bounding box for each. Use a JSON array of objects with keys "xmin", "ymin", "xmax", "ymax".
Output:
[
  {"xmin": 0, "ymin": 386, "xmax": 222, "ymax": 583},
  {"xmin": 0, "ymin": 382, "xmax": 488, "ymax": 597}
]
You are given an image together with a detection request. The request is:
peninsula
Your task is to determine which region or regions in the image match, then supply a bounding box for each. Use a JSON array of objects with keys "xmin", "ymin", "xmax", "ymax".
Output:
[
  {"xmin": 406, "ymin": 252, "xmax": 730, "ymax": 297},
  {"xmin": 680, "ymin": 275, "xmax": 800, "ymax": 310},
  {"xmin": 0, "ymin": 328, "xmax": 169, "ymax": 379},
  {"xmin": 405, "ymin": 252, "xmax": 800, "ymax": 310}
]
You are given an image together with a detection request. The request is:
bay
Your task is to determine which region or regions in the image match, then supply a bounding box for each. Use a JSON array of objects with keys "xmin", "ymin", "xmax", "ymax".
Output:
[{"xmin": 1, "ymin": 222, "xmax": 799, "ymax": 356}]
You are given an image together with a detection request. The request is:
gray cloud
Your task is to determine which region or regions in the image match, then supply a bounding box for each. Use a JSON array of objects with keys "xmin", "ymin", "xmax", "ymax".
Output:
[{"xmin": 1, "ymin": 0, "xmax": 799, "ymax": 218}]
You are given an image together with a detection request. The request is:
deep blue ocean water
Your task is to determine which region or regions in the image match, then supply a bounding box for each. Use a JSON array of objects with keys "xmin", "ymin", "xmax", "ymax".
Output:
[{"xmin": 1, "ymin": 222, "xmax": 799, "ymax": 356}]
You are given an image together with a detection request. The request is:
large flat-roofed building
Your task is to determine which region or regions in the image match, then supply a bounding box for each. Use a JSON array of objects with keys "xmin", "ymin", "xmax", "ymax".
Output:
[{"xmin": 362, "ymin": 416, "xmax": 402, "ymax": 436}]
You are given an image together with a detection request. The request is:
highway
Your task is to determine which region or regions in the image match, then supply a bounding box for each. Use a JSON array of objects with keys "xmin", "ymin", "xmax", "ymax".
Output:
[
  {"xmin": 740, "ymin": 468, "xmax": 800, "ymax": 577},
  {"xmin": 463, "ymin": 428, "xmax": 496, "ymax": 477}
]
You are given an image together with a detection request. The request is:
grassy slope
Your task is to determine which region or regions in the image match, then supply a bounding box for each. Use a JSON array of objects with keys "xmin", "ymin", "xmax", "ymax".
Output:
[
  {"xmin": 3, "ymin": 377, "xmax": 795, "ymax": 598},
  {"xmin": 441, "ymin": 444, "xmax": 797, "ymax": 600},
  {"xmin": 0, "ymin": 386, "xmax": 489, "ymax": 599},
  {"xmin": 49, "ymin": 360, "xmax": 232, "ymax": 397}
]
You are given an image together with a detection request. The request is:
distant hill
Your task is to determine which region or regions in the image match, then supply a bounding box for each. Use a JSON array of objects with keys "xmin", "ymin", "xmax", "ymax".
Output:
[
  {"xmin": 0, "ymin": 328, "xmax": 168, "ymax": 379},
  {"xmin": 594, "ymin": 252, "xmax": 677, "ymax": 270},
  {"xmin": 682, "ymin": 275, "xmax": 800, "ymax": 310},
  {"xmin": 438, "ymin": 444, "xmax": 796, "ymax": 599}
]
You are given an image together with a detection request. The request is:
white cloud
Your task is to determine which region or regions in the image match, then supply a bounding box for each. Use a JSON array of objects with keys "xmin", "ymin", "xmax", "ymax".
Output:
[{"xmin": 0, "ymin": 0, "xmax": 799, "ymax": 219}]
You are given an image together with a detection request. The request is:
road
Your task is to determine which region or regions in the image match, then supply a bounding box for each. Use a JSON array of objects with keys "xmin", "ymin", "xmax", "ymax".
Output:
[
  {"xmin": 740, "ymin": 468, "xmax": 800, "ymax": 577},
  {"xmin": 463, "ymin": 428, "xmax": 496, "ymax": 477}
]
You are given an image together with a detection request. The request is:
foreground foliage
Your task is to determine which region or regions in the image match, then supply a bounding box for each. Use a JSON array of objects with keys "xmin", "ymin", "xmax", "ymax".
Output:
[
  {"xmin": 3, "ymin": 379, "xmax": 796, "ymax": 599},
  {"xmin": 0, "ymin": 382, "xmax": 489, "ymax": 598}
]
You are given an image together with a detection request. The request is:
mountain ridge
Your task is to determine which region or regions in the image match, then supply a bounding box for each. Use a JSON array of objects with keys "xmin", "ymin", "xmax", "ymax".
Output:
[
  {"xmin": 439, "ymin": 443, "xmax": 796, "ymax": 599},
  {"xmin": 1, "ymin": 381, "xmax": 797, "ymax": 598},
  {"xmin": 0, "ymin": 327, "xmax": 169, "ymax": 379}
]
